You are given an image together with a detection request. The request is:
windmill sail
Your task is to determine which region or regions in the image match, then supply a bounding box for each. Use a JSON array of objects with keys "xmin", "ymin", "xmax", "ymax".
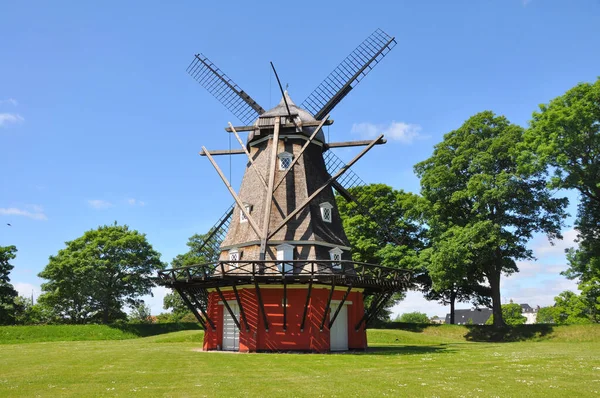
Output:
[
  {"xmin": 301, "ymin": 29, "xmax": 397, "ymax": 120},
  {"xmin": 187, "ymin": 204, "xmax": 234, "ymax": 263},
  {"xmin": 187, "ymin": 54, "xmax": 266, "ymax": 125}
]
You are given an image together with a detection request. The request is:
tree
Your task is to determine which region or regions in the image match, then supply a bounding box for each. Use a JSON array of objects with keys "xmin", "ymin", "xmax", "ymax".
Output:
[
  {"xmin": 13, "ymin": 296, "xmax": 54, "ymax": 325},
  {"xmin": 523, "ymin": 78, "xmax": 600, "ymax": 286},
  {"xmin": 396, "ymin": 311, "xmax": 430, "ymax": 324},
  {"xmin": 552, "ymin": 291, "xmax": 593, "ymax": 325},
  {"xmin": 415, "ymin": 111, "xmax": 567, "ymax": 327},
  {"xmin": 129, "ymin": 302, "xmax": 153, "ymax": 324},
  {"xmin": 485, "ymin": 303, "xmax": 526, "ymax": 326},
  {"xmin": 38, "ymin": 224, "xmax": 165, "ymax": 324},
  {"xmin": 536, "ymin": 306, "xmax": 556, "ymax": 324},
  {"xmin": 336, "ymin": 184, "xmax": 426, "ymax": 320},
  {"xmin": 0, "ymin": 245, "xmax": 19, "ymax": 325},
  {"xmin": 163, "ymin": 232, "xmax": 217, "ymax": 320}
]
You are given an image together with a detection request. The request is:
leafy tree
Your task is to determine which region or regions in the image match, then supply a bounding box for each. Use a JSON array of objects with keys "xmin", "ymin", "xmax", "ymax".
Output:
[
  {"xmin": 0, "ymin": 245, "xmax": 19, "ymax": 325},
  {"xmin": 129, "ymin": 302, "xmax": 153, "ymax": 324},
  {"xmin": 336, "ymin": 184, "xmax": 426, "ymax": 320},
  {"xmin": 415, "ymin": 111, "xmax": 567, "ymax": 327},
  {"xmin": 536, "ymin": 306, "xmax": 556, "ymax": 324},
  {"xmin": 523, "ymin": 78, "xmax": 600, "ymax": 287},
  {"xmin": 38, "ymin": 224, "xmax": 165, "ymax": 324},
  {"xmin": 485, "ymin": 303, "xmax": 526, "ymax": 326},
  {"xmin": 13, "ymin": 296, "xmax": 54, "ymax": 325},
  {"xmin": 552, "ymin": 290, "xmax": 593, "ymax": 325},
  {"xmin": 163, "ymin": 232, "xmax": 217, "ymax": 320},
  {"xmin": 396, "ymin": 311, "xmax": 430, "ymax": 324}
]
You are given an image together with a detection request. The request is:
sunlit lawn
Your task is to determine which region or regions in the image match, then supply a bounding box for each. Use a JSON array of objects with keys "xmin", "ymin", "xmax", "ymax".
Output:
[{"xmin": 1, "ymin": 328, "xmax": 599, "ymax": 397}]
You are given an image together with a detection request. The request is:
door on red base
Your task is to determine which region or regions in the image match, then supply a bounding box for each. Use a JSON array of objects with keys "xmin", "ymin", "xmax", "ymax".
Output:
[
  {"xmin": 330, "ymin": 304, "xmax": 348, "ymax": 351},
  {"xmin": 222, "ymin": 303, "xmax": 239, "ymax": 351}
]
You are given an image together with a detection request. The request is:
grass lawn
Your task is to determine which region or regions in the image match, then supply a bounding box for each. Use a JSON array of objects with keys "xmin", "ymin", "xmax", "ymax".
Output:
[{"xmin": 0, "ymin": 326, "xmax": 599, "ymax": 397}]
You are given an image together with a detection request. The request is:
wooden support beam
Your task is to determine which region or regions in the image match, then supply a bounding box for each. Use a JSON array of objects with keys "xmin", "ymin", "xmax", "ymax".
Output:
[
  {"xmin": 273, "ymin": 114, "xmax": 330, "ymax": 192},
  {"xmin": 199, "ymin": 148, "xmax": 245, "ymax": 156},
  {"xmin": 300, "ymin": 281, "xmax": 312, "ymax": 332},
  {"xmin": 259, "ymin": 117, "xmax": 280, "ymax": 260},
  {"xmin": 268, "ymin": 134, "xmax": 384, "ymax": 239},
  {"xmin": 329, "ymin": 285, "xmax": 352, "ymax": 329},
  {"xmin": 225, "ymin": 119, "xmax": 333, "ymax": 132},
  {"xmin": 327, "ymin": 138, "xmax": 387, "ymax": 149},
  {"xmin": 175, "ymin": 287, "xmax": 206, "ymax": 331},
  {"xmin": 355, "ymin": 293, "xmax": 385, "ymax": 332},
  {"xmin": 365, "ymin": 292, "xmax": 394, "ymax": 329},
  {"xmin": 254, "ymin": 281, "xmax": 269, "ymax": 332},
  {"xmin": 232, "ymin": 284, "xmax": 250, "ymax": 332},
  {"xmin": 320, "ymin": 278, "xmax": 336, "ymax": 331},
  {"xmin": 215, "ymin": 286, "xmax": 241, "ymax": 331},
  {"xmin": 228, "ymin": 122, "xmax": 268, "ymax": 190},
  {"xmin": 188, "ymin": 288, "xmax": 216, "ymax": 331},
  {"xmin": 203, "ymin": 147, "xmax": 263, "ymax": 238}
]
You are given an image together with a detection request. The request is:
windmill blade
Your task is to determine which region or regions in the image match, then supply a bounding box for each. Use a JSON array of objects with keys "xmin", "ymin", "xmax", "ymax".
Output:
[
  {"xmin": 192, "ymin": 204, "xmax": 234, "ymax": 262},
  {"xmin": 301, "ymin": 29, "xmax": 397, "ymax": 120},
  {"xmin": 325, "ymin": 150, "xmax": 405, "ymax": 247},
  {"xmin": 187, "ymin": 54, "xmax": 266, "ymax": 125}
]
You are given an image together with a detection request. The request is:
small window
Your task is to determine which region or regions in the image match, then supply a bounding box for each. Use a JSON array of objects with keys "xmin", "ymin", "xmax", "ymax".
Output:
[
  {"xmin": 330, "ymin": 247, "xmax": 343, "ymax": 269},
  {"xmin": 229, "ymin": 249, "xmax": 239, "ymax": 269},
  {"xmin": 320, "ymin": 202, "xmax": 333, "ymax": 223},
  {"xmin": 240, "ymin": 203, "xmax": 252, "ymax": 223},
  {"xmin": 278, "ymin": 152, "xmax": 293, "ymax": 170},
  {"xmin": 276, "ymin": 243, "xmax": 294, "ymax": 274}
]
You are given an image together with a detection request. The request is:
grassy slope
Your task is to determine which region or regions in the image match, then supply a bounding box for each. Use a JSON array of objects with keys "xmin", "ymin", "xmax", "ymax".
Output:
[
  {"xmin": 0, "ymin": 325, "xmax": 599, "ymax": 396},
  {"xmin": 0, "ymin": 323, "xmax": 200, "ymax": 344}
]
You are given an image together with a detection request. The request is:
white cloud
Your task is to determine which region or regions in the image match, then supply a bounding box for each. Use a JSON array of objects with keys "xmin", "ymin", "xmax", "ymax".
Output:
[
  {"xmin": 13, "ymin": 282, "xmax": 41, "ymax": 300},
  {"xmin": 522, "ymin": 0, "xmax": 533, "ymax": 6},
  {"xmin": 0, "ymin": 113, "xmax": 24, "ymax": 127},
  {"xmin": 533, "ymin": 229, "xmax": 578, "ymax": 257},
  {"xmin": 140, "ymin": 286, "xmax": 170, "ymax": 315},
  {"xmin": 392, "ymin": 290, "xmax": 449, "ymax": 318},
  {"xmin": 0, "ymin": 98, "xmax": 18, "ymax": 106},
  {"xmin": 88, "ymin": 199, "xmax": 113, "ymax": 209},
  {"xmin": 0, "ymin": 206, "xmax": 47, "ymax": 220},
  {"xmin": 127, "ymin": 198, "xmax": 145, "ymax": 207},
  {"xmin": 351, "ymin": 121, "xmax": 424, "ymax": 144}
]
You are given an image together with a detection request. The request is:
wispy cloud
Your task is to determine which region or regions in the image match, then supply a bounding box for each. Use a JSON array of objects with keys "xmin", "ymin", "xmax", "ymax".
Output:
[
  {"xmin": 0, "ymin": 113, "xmax": 24, "ymax": 127},
  {"xmin": 88, "ymin": 199, "xmax": 113, "ymax": 209},
  {"xmin": 351, "ymin": 121, "xmax": 425, "ymax": 144},
  {"xmin": 522, "ymin": 0, "xmax": 533, "ymax": 6},
  {"xmin": 127, "ymin": 198, "xmax": 145, "ymax": 207},
  {"xmin": 0, "ymin": 98, "xmax": 18, "ymax": 106},
  {"xmin": 0, "ymin": 206, "xmax": 47, "ymax": 220}
]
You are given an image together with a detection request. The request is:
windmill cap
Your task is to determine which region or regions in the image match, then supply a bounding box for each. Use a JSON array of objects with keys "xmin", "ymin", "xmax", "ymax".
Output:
[{"xmin": 249, "ymin": 91, "xmax": 325, "ymax": 145}]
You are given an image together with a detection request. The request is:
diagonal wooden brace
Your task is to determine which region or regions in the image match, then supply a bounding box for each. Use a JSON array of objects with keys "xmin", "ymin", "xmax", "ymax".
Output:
[
  {"xmin": 228, "ymin": 122, "xmax": 268, "ymax": 190},
  {"xmin": 268, "ymin": 134, "xmax": 384, "ymax": 239}
]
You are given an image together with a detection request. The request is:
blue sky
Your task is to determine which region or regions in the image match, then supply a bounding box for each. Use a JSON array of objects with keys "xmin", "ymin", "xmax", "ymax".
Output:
[{"xmin": 1, "ymin": 0, "xmax": 598, "ymax": 317}]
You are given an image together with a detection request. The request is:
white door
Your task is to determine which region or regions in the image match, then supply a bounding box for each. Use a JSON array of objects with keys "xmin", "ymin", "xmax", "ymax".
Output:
[
  {"xmin": 222, "ymin": 303, "xmax": 239, "ymax": 351},
  {"xmin": 329, "ymin": 304, "xmax": 348, "ymax": 351}
]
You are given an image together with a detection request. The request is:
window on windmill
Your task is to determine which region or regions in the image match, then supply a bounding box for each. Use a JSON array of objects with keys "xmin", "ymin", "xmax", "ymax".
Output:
[
  {"xmin": 240, "ymin": 203, "xmax": 252, "ymax": 223},
  {"xmin": 330, "ymin": 247, "xmax": 343, "ymax": 269},
  {"xmin": 278, "ymin": 152, "xmax": 293, "ymax": 171},
  {"xmin": 320, "ymin": 202, "xmax": 333, "ymax": 223},
  {"xmin": 229, "ymin": 249, "xmax": 239, "ymax": 269},
  {"xmin": 276, "ymin": 243, "xmax": 294, "ymax": 274}
]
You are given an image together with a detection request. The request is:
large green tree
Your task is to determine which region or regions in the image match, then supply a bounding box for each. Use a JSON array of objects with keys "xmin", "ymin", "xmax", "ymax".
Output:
[
  {"xmin": 163, "ymin": 232, "xmax": 216, "ymax": 320},
  {"xmin": 0, "ymin": 245, "xmax": 20, "ymax": 325},
  {"xmin": 415, "ymin": 111, "xmax": 567, "ymax": 327},
  {"xmin": 336, "ymin": 184, "xmax": 426, "ymax": 320},
  {"xmin": 523, "ymin": 78, "xmax": 600, "ymax": 287},
  {"xmin": 38, "ymin": 224, "xmax": 165, "ymax": 324},
  {"xmin": 485, "ymin": 302, "xmax": 527, "ymax": 326}
]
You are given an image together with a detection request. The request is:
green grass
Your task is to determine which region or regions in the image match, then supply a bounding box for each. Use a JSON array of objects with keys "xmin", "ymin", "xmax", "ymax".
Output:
[
  {"xmin": 0, "ymin": 325, "xmax": 599, "ymax": 397},
  {"xmin": 0, "ymin": 323, "xmax": 200, "ymax": 344}
]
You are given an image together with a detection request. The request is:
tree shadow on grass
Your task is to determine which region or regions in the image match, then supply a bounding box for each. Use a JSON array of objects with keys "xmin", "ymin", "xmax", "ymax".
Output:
[
  {"xmin": 464, "ymin": 324, "xmax": 554, "ymax": 342},
  {"xmin": 107, "ymin": 322, "xmax": 201, "ymax": 337},
  {"xmin": 362, "ymin": 344, "xmax": 452, "ymax": 356}
]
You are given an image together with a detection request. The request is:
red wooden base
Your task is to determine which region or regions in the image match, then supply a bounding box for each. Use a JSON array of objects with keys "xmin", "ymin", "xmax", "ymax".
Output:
[{"xmin": 202, "ymin": 285, "xmax": 367, "ymax": 352}]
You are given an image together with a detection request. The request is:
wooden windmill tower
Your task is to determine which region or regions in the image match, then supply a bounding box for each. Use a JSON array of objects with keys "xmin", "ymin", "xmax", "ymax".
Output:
[{"xmin": 158, "ymin": 29, "xmax": 411, "ymax": 352}]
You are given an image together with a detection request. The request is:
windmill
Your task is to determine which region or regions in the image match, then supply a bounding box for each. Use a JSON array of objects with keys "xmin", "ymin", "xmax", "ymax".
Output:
[{"xmin": 158, "ymin": 29, "xmax": 411, "ymax": 352}]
